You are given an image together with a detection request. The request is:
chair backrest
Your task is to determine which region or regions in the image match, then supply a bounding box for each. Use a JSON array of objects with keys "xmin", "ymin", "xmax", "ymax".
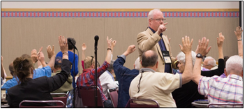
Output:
[
  {"xmin": 19, "ymin": 100, "xmax": 65, "ymax": 108},
  {"xmin": 51, "ymin": 93, "xmax": 68, "ymax": 106},
  {"xmin": 208, "ymin": 103, "xmax": 243, "ymax": 108},
  {"xmin": 108, "ymin": 89, "xmax": 118, "ymax": 107},
  {"xmin": 1, "ymin": 88, "xmax": 7, "ymax": 102},
  {"xmin": 78, "ymin": 86, "xmax": 104, "ymax": 108},
  {"xmin": 128, "ymin": 98, "xmax": 160, "ymax": 108}
]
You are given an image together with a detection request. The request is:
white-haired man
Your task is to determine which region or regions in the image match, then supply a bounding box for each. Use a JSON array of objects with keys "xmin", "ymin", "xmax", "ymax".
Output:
[
  {"xmin": 202, "ymin": 56, "xmax": 216, "ymax": 71},
  {"xmin": 192, "ymin": 38, "xmax": 243, "ymax": 107},
  {"xmin": 137, "ymin": 9, "xmax": 177, "ymax": 73}
]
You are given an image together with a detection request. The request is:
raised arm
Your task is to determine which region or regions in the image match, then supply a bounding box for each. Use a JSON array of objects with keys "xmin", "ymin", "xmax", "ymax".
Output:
[
  {"xmin": 37, "ymin": 51, "xmax": 47, "ymax": 67},
  {"xmin": 234, "ymin": 26, "xmax": 243, "ymax": 58},
  {"xmin": 179, "ymin": 36, "xmax": 193, "ymax": 85},
  {"xmin": 105, "ymin": 36, "xmax": 113, "ymax": 64},
  {"xmin": 192, "ymin": 37, "xmax": 211, "ymax": 85},
  {"xmin": 48, "ymin": 36, "xmax": 71, "ymax": 92},
  {"xmin": 46, "ymin": 45, "xmax": 55, "ymax": 70},
  {"xmin": 81, "ymin": 43, "xmax": 86, "ymax": 69},
  {"xmin": 201, "ymin": 33, "xmax": 224, "ymax": 76},
  {"xmin": 1, "ymin": 56, "xmax": 6, "ymax": 80},
  {"xmin": 217, "ymin": 32, "xmax": 224, "ymax": 59}
]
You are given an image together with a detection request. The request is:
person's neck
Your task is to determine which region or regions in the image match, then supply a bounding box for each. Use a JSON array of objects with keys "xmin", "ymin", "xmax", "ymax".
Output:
[
  {"xmin": 143, "ymin": 66, "xmax": 157, "ymax": 71},
  {"xmin": 69, "ymin": 49, "xmax": 73, "ymax": 52},
  {"xmin": 228, "ymin": 72, "xmax": 243, "ymax": 77},
  {"xmin": 27, "ymin": 74, "xmax": 33, "ymax": 79},
  {"xmin": 53, "ymin": 68, "xmax": 61, "ymax": 73}
]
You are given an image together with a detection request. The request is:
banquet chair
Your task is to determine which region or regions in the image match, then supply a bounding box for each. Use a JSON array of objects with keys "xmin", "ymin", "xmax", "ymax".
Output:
[
  {"xmin": 51, "ymin": 92, "xmax": 68, "ymax": 106},
  {"xmin": 208, "ymin": 103, "xmax": 243, "ymax": 108},
  {"xmin": 78, "ymin": 86, "xmax": 104, "ymax": 107},
  {"xmin": 19, "ymin": 100, "xmax": 65, "ymax": 108},
  {"xmin": 126, "ymin": 98, "xmax": 160, "ymax": 108},
  {"xmin": 108, "ymin": 89, "xmax": 118, "ymax": 107}
]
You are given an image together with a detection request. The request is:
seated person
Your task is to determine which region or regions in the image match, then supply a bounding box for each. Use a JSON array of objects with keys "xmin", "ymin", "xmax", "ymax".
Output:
[
  {"xmin": 7, "ymin": 36, "xmax": 71, "ymax": 107},
  {"xmin": 99, "ymin": 60, "xmax": 118, "ymax": 99},
  {"xmin": 113, "ymin": 45, "xmax": 140, "ymax": 107},
  {"xmin": 192, "ymin": 38, "xmax": 243, "ymax": 107},
  {"xmin": 172, "ymin": 33, "xmax": 225, "ymax": 108},
  {"xmin": 2, "ymin": 46, "xmax": 55, "ymax": 93},
  {"xmin": 76, "ymin": 36, "xmax": 115, "ymax": 108},
  {"xmin": 51, "ymin": 56, "xmax": 73, "ymax": 96},
  {"xmin": 129, "ymin": 36, "xmax": 193, "ymax": 107},
  {"xmin": 201, "ymin": 56, "xmax": 216, "ymax": 71}
]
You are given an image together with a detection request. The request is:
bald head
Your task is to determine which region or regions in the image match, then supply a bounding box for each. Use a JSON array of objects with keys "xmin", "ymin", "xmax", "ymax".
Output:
[
  {"xmin": 203, "ymin": 56, "xmax": 216, "ymax": 69},
  {"xmin": 141, "ymin": 50, "xmax": 158, "ymax": 67}
]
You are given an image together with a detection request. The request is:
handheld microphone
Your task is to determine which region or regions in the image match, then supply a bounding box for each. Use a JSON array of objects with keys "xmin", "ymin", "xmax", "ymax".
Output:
[
  {"xmin": 67, "ymin": 38, "xmax": 77, "ymax": 50},
  {"xmin": 94, "ymin": 35, "xmax": 99, "ymax": 47}
]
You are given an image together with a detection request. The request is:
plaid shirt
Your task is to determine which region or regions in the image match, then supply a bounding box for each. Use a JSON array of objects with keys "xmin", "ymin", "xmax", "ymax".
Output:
[
  {"xmin": 198, "ymin": 74, "xmax": 243, "ymax": 107},
  {"xmin": 76, "ymin": 61, "xmax": 110, "ymax": 102}
]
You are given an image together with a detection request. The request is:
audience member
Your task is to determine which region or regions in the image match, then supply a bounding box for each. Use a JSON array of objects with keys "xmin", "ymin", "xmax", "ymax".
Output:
[
  {"xmin": 201, "ymin": 56, "xmax": 216, "ymax": 71},
  {"xmin": 56, "ymin": 37, "xmax": 78, "ymax": 78},
  {"xmin": 99, "ymin": 39, "xmax": 118, "ymax": 99},
  {"xmin": 76, "ymin": 36, "xmax": 115, "ymax": 108},
  {"xmin": 192, "ymin": 38, "xmax": 243, "ymax": 107},
  {"xmin": 99, "ymin": 60, "xmax": 118, "ymax": 99},
  {"xmin": 2, "ymin": 46, "xmax": 55, "ymax": 93},
  {"xmin": 113, "ymin": 45, "xmax": 140, "ymax": 107},
  {"xmin": 137, "ymin": 9, "xmax": 177, "ymax": 73},
  {"xmin": 220, "ymin": 26, "xmax": 243, "ymax": 78},
  {"xmin": 7, "ymin": 36, "xmax": 71, "ymax": 107},
  {"xmin": 129, "ymin": 36, "xmax": 193, "ymax": 107},
  {"xmin": 51, "ymin": 56, "xmax": 73, "ymax": 95},
  {"xmin": 172, "ymin": 33, "xmax": 224, "ymax": 108}
]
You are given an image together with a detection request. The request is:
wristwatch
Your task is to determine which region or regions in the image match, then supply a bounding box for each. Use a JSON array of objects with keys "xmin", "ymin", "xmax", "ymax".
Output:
[{"xmin": 196, "ymin": 53, "xmax": 203, "ymax": 58}]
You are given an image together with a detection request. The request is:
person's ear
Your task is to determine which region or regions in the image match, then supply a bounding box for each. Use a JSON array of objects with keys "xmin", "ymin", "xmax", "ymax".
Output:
[
  {"xmin": 224, "ymin": 68, "xmax": 228, "ymax": 76},
  {"xmin": 241, "ymin": 70, "xmax": 243, "ymax": 78},
  {"xmin": 156, "ymin": 61, "xmax": 158, "ymax": 69}
]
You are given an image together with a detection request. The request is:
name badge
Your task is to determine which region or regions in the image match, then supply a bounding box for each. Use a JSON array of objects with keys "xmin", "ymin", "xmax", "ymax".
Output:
[{"xmin": 162, "ymin": 51, "xmax": 171, "ymax": 64}]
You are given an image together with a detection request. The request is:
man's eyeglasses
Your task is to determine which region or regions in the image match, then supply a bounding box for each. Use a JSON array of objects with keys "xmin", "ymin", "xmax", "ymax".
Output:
[{"xmin": 151, "ymin": 18, "xmax": 166, "ymax": 22}]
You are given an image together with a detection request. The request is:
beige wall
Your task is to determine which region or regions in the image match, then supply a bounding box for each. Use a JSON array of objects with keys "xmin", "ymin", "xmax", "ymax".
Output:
[{"xmin": 2, "ymin": 17, "xmax": 239, "ymax": 76}]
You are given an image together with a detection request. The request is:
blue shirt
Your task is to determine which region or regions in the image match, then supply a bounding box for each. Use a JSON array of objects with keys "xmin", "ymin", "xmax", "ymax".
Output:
[
  {"xmin": 56, "ymin": 51, "xmax": 78, "ymax": 88},
  {"xmin": 56, "ymin": 51, "xmax": 78, "ymax": 77},
  {"xmin": 148, "ymin": 27, "xmax": 172, "ymax": 73},
  {"xmin": 113, "ymin": 55, "xmax": 139, "ymax": 107},
  {"xmin": 2, "ymin": 66, "xmax": 52, "ymax": 93}
]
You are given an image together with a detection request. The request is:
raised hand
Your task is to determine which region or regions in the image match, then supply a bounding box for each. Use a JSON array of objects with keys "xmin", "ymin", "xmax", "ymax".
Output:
[
  {"xmin": 111, "ymin": 40, "xmax": 116, "ymax": 47},
  {"xmin": 123, "ymin": 45, "xmax": 136, "ymax": 56},
  {"xmin": 111, "ymin": 40, "xmax": 117, "ymax": 52},
  {"xmin": 217, "ymin": 32, "xmax": 225, "ymax": 47},
  {"xmin": 31, "ymin": 49, "xmax": 38, "ymax": 63},
  {"xmin": 82, "ymin": 43, "xmax": 87, "ymax": 51},
  {"xmin": 37, "ymin": 51, "xmax": 45, "ymax": 63},
  {"xmin": 234, "ymin": 26, "xmax": 243, "ymax": 40},
  {"xmin": 196, "ymin": 37, "xmax": 211, "ymax": 56},
  {"xmin": 157, "ymin": 22, "xmax": 167, "ymax": 35},
  {"xmin": 179, "ymin": 36, "xmax": 193, "ymax": 54},
  {"xmin": 47, "ymin": 45, "xmax": 55, "ymax": 59},
  {"xmin": 107, "ymin": 36, "xmax": 113, "ymax": 48},
  {"xmin": 58, "ymin": 36, "xmax": 68, "ymax": 53}
]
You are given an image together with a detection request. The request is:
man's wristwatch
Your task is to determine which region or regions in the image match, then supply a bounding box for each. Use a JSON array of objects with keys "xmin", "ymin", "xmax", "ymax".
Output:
[{"xmin": 196, "ymin": 53, "xmax": 203, "ymax": 58}]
